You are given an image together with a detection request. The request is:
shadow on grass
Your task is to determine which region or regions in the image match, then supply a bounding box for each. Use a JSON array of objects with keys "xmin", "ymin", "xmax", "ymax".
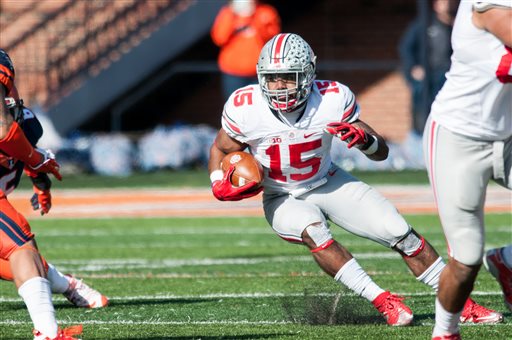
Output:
[{"xmin": 281, "ymin": 288, "xmax": 384, "ymax": 325}]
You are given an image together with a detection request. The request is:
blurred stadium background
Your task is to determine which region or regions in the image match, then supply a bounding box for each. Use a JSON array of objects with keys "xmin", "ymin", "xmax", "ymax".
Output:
[
  {"xmin": 0, "ymin": 0, "xmax": 426, "ymax": 176},
  {"xmin": 2, "ymin": 2, "xmax": 511, "ymax": 338}
]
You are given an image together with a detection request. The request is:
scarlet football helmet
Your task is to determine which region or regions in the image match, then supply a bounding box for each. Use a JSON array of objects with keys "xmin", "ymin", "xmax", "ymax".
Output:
[{"xmin": 257, "ymin": 33, "xmax": 316, "ymax": 112}]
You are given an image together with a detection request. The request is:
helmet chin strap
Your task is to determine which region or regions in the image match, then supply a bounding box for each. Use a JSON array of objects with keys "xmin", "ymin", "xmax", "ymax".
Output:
[{"xmin": 273, "ymin": 102, "xmax": 307, "ymax": 126}]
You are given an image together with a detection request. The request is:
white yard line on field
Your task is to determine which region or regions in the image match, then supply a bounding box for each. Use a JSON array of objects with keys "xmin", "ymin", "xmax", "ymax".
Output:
[
  {"xmin": 43, "ymin": 253, "xmax": 402, "ymax": 271},
  {"xmin": 1, "ymin": 320, "xmax": 293, "ymax": 326},
  {"xmin": 1, "ymin": 318, "xmax": 511, "ymax": 328},
  {"xmin": 0, "ymin": 290, "xmax": 503, "ymax": 304}
]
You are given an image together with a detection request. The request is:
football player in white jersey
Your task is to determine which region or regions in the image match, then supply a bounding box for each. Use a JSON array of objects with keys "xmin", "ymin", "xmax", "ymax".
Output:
[
  {"xmin": 209, "ymin": 33, "xmax": 501, "ymax": 327},
  {"xmin": 423, "ymin": 1, "xmax": 512, "ymax": 339}
]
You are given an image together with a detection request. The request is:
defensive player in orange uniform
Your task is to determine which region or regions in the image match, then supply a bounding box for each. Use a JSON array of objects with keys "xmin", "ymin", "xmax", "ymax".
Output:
[
  {"xmin": 0, "ymin": 87, "xmax": 108, "ymax": 309},
  {"xmin": 0, "ymin": 48, "xmax": 83, "ymax": 340}
]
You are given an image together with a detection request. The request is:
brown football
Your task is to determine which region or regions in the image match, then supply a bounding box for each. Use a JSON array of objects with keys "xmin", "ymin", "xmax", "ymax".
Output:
[{"xmin": 221, "ymin": 151, "xmax": 264, "ymax": 187}]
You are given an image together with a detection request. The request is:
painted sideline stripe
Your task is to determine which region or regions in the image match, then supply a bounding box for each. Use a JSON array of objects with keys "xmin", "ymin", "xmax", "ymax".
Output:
[
  {"xmin": 9, "ymin": 185, "xmax": 511, "ymax": 218},
  {"xmin": 0, "ymin": 290, "xmax": 503, "ymax": 303}
]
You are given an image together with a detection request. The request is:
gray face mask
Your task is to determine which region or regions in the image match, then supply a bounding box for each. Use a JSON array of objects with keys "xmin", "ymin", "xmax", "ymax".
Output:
[
  {"xmin": 256, "ymin": 33, "xmax": 317, "ymax": 113},
  {"xmin": 5, "ymin": 97, "xmax": 25, "ymax": 124}
]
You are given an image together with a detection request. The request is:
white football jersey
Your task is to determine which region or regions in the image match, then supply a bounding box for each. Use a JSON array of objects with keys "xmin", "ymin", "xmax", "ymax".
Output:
[
  {"xmin": 222, "ymin": 81, "xmax": 360, "ymax": 194},
  {"xmin": 430, "ymin": 0, "xmax": 512, "ymax": 141}
]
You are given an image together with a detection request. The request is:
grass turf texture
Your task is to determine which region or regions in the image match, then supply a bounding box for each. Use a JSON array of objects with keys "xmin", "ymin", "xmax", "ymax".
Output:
[
  {"xmin": 15, "ymin": 169, "xmax": 432, "ymax": 189},
  {"xmin": 1, "ymin": 214, "xmax": 510, "ymax": 339}
]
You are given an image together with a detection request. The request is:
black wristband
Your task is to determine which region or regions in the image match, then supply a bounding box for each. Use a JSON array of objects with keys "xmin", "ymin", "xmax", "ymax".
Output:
[
  {"xmin": 31, "ymin": 173, "xmax": 52, "ymax": 190},
  {"xmin": 360, "ymin": 134, "xmax": 375, "ymax": 151},
  {"xmin": 360, "ymin": 135, "xmax": 379, "ymax": 155}
]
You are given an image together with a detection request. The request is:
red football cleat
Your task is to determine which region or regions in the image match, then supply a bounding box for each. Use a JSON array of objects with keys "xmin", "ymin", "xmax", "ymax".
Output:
[
  {"xmin": 483, "ymin": 247, "xmax": 512, "ymax": 311},
  {"xmin": 33, "ymin": 324, "xmax": 83, "ymax": 340},
  {"xmin": 460, "ymin": 297, "xmax": 503, "ymax": 324},
  {"xmin": 372, "ymin": 291, "xmax": 414, "ymax": 326}
]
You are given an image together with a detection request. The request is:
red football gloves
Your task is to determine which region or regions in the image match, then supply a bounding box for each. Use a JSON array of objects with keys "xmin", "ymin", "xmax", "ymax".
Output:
[
  {"xmin": 0, "ymin": 122, "xmax": 62, "ymax": 180},
  {"xmin": 325, "ymin": 122, "xmax": 369, "ymax": 149},
  {"xmin": 27, "ymin": 148, "xmax": 62, "ymax": 181},
  {"xmin": 211, "ymin": 165, "xmax": 263, "ymax": 201},
  {"xmin": 30, "ymin": 187, "xmax": 52, "ymax": 215},
  {"xmin": 26, "ymin": 171, "xmax": 52, "ymax": 215}
]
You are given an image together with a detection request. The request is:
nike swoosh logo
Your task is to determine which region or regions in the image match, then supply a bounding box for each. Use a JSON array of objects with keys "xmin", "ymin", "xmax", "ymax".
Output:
[
  {"xmin": 328, "ymin": 169, "xmax": 338, "ymax": 176},
  {"xmin": 304, "ymin": 132, "xmax": 316, "ymax": 138}
]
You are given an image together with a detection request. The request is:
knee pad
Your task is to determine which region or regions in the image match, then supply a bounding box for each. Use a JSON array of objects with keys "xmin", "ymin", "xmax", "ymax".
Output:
[
  {"xmin": 305, "ymin": 222, "xmax": 333, "ymax": 252},
  {"xmin": 394, "ymin": 230, "xmax": 425, "ymax": 257}
]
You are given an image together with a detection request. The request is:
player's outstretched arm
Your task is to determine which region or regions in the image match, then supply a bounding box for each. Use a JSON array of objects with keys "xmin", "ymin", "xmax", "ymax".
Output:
[{"xmin": 325, "ymin": 119, "xmax": 389, "ymax": 161}]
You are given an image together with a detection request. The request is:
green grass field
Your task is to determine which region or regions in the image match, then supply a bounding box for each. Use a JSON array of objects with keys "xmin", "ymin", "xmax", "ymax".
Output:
[
  {"xmin": 14, "ymin": 169, "xmax": 432, "ymax": 189},
  {"xmin": 1, "ymin": 212, "xmax": 510, "ymax": 339}
]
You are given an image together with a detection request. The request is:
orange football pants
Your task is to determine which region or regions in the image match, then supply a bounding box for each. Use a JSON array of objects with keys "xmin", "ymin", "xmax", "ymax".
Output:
[{"xmin": 0, "ymin": 192, "xmax": 34, "ymax": 260}]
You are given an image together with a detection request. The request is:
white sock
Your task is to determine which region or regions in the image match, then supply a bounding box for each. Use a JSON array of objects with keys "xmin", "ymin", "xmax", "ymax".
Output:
[
  {"xmin": 416, "ymin": 257, "xmax": 445, "ymax": 291},
  {"xmin": 334, "ymin": 258, "xmax": 385, "ymax": 302},
  {"xmin": 47, "ymin": 263, "xmax": 71, "ymax": 294},
  {"xmin": 18, "ymin": 276, "xmax": 58, "ymax": 337},
  {"xmin": 432, "ymin": 297, "xmax": 461, "ymax": 337},
  {"xmin": 500, "ymin": 245, "xmax": 512, "ymax": 268}
]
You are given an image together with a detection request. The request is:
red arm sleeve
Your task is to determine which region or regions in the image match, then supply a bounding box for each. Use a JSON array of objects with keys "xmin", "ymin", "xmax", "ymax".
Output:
[{"xmin": 0, "ymin": 122, "xmax": 41, "ymax": 167}]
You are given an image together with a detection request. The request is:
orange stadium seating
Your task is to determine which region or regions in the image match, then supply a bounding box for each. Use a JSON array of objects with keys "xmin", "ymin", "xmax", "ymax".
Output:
[{"xmin": 0, "ymin": 0, "xmax": 416, "ymax": 142}]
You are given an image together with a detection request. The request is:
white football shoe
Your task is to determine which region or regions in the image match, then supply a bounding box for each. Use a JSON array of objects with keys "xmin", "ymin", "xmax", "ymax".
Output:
[{"xmin": 63, "ymin": 275, "xmax": 109, "ymax": 308}]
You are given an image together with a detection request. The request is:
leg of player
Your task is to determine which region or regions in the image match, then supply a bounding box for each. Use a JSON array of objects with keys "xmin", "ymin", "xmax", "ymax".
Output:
[
  {"xmin": 302, "ymin": 224, "xmax": 413, "ymax": 326},
  {"xmin": 483, "ymin": 245, "xmax": 512, "ymax": 311},
  {"xmin": 1, "ymin": 194, "xmax": 82, "ymax": 339},
  {"xmin": 9, "ymin": 241, "xmax": 82, "ymax": 340},
  {"xmin": 393, "ymin": 230, "xmax": 502, "ymax": 324},
  {"xmin": 433, "ymin": 260, "xmax": 480, "ymax": 338},
  {"xmin": 0, "ymin": 258, "xmax": 108, "ymax": 308}
]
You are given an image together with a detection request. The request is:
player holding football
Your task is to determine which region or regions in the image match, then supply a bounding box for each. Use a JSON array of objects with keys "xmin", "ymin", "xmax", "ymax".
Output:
[
  {"xmin": 423, "ymin": 1, "xmax": 512, "ymax": 339},
  {"xmin": 208, "ymin": 33, "xmax": 502, "ymax": 326},
  {"xmin": 0, "ymin": 49, "xmax": 85, "ymax": 340}
]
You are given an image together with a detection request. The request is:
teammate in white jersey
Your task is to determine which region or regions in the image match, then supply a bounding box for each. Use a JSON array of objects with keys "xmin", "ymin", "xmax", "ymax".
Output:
[
  {"xmin": 423, "ymin": 1, "xmax": 512, "ymax": 339},
  {"xmin": 209, "ymin": 33, "xmax": 501, "ymax": 327}
]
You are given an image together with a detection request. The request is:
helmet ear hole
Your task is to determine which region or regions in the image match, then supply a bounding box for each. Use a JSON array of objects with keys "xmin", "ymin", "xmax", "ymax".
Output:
[{"xmin": 257, "ymin": 33, "xmax": 316, "ymax": 112}]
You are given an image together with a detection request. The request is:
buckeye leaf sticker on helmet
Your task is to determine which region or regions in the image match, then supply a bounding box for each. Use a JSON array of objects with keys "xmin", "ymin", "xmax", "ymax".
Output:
[{"xmin": 257, "ymin": 33, "xmax": 316, "ymax": 113}]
